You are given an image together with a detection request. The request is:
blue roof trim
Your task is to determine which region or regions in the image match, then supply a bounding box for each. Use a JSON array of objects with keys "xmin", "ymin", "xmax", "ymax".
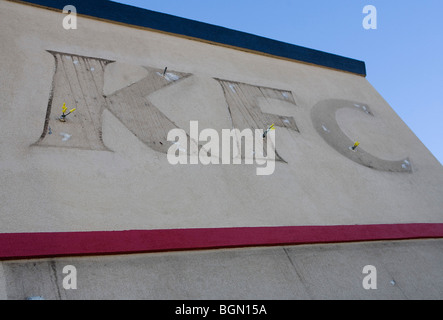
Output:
[{"xmin": 13, "ymin": 0, "xmax": 367, "ymax": 76}]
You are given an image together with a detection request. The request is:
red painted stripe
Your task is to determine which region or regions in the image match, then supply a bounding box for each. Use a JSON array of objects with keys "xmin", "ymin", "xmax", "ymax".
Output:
[{"xmin": 1, "ymin": 224, "xmax": 443, "ymax": 260}]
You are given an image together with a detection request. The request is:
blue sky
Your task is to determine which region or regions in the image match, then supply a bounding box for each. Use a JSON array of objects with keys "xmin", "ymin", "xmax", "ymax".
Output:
[{"xmin": 114, "ymin": 0, "xmax": 443, "ymax": 165}]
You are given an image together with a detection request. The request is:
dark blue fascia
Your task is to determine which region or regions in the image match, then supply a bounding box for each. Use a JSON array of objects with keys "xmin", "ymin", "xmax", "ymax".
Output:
[{"xmin": 13, "ymin": 0, "xmax": 367, "ymax": 76}]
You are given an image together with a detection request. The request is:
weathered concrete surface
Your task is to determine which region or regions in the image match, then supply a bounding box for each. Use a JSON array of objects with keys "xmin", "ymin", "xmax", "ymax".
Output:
[
  {"xmin": 0, "ymin": 263, "xmax": 7, "ymax": 300},
  {"xmin": 2, "ymin": 240, "xmax": 443, "ymax": 300},
  {"xmin": 0, "ymin": 0, "xmax": 442, "ymax": 300},
  {"xmin": 0, "ymin": 0, "xmax": 442, "ymax": 234}
]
